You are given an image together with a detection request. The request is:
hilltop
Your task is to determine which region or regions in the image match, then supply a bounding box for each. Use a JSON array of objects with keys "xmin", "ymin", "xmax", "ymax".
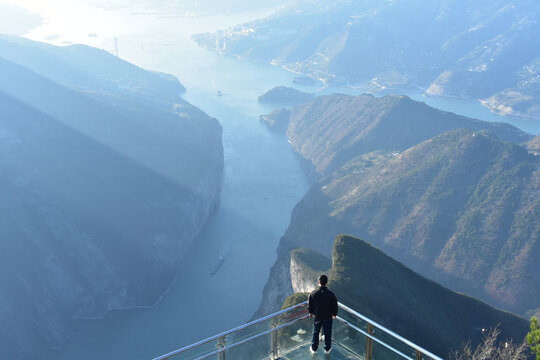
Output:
[
  {"xmin": 286, "ymin": 235, "xmax": 529, "ymax": 357},
  {"xmin": 262, "ymin": 93, "xmax": 531, "ymax": 177},
  {"xmin": 258, "ymin": 86, "xmax": 314, "ymax": 106}
]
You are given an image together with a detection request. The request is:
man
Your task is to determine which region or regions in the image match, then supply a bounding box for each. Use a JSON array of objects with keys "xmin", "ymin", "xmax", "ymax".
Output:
[{"xmin": 308, "ymin": 274, "xmax": 338, "ymax": 355}]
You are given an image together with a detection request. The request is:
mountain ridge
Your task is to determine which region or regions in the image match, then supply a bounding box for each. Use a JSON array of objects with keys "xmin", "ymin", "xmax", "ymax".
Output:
[
  {"xmin": 287, "ymin": 234, "xmax": 529, "ymax": 357},
  {"xmin": 263, "ymin": 93, "xmax": 531, "ymax": 177},
  {"xmin": 255, "ymin": 95, "xmax": 539, "ymax": 320}
]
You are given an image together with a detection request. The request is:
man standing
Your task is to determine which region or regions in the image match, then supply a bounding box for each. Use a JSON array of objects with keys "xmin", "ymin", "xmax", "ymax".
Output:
[{"xmin": 308, "ymin": 274, "xmax": 338, "ymax": 355}]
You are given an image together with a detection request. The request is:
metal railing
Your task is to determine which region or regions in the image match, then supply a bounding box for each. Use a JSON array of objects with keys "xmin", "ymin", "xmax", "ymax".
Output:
[{"xmin": 153, "ymin": 301, "xmax": 443, "ymax": 360}]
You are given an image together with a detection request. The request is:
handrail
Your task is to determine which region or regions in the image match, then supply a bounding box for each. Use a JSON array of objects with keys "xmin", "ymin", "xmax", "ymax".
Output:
[
  {"xmin": 195, "ymin": 313, "xmax": 310, "ymax": 360},
  {"xmin": 338, "ymin": 303, "xmax": 443, "ymax": 360},
  {"xmin": 152, "ymin": 301, "xmax": 308, "ymax": 360},
  {"xmin": 336, "ymin": 316, "xmax": 413, "ymax": 360},
  {"xmin": 153, "ymin": 300, "xmax": 443, "ymax": 360}
]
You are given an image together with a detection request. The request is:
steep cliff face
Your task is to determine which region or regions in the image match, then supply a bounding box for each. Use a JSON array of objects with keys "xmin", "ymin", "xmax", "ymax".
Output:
[
  {"xmin": 0, "ymin": 39, "xmax": 223, "ymax": 359},
  {"xmin": 290, "ymin": 262, "xmax": 313, "ymax": 294},
  {"xmin": 288, "ymin": 235, "xmax": 529, "ymax": 357},
  {"xmin": 254, "ymin": 253, "xmax": 294, "ymax": 319},
  {"xmin": 289, "ymin": 248, "xmax": 331, "ymax": 293}
]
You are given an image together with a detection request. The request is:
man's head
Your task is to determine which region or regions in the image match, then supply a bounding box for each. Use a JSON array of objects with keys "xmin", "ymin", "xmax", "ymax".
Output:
[{"xmin": 318, "ymin": 274, "xmax": 328, "ymax": 287}]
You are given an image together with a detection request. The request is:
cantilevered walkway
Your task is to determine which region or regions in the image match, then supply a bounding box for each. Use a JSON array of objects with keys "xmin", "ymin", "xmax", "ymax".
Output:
[{"xmin": 153, "ymin": 302, "xmax": 443, "ymax": 360}]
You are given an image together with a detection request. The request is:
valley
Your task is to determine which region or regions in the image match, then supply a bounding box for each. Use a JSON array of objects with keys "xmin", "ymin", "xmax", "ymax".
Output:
[{"xmin": 2, "ymin": 1, "xmax": 540, "ymax": 358}]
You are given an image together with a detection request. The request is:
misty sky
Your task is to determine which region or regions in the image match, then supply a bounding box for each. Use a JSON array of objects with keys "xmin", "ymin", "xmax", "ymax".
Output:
[{"xmin": 0, "ymin": 0, "xmax": 291, "ymax": 48}]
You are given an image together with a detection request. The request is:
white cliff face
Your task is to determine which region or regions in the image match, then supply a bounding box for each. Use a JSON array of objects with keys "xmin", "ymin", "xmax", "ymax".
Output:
[
  {"xmin": 290, "ymin": 256, "xmax": 317, "ymax": 294},
  {"xmin": 255, "ymin": 246, "xmax": 332, "ymax": 319},
  {"xmin": 253, "ymin": 252, "xmax": 294, "ymax": 319}
]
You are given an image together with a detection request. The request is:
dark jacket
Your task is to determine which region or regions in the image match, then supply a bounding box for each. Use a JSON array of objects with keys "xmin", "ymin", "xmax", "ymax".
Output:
[{"xmin": 308, "ymin": 286, "xmax": 338, "ymax": 320}]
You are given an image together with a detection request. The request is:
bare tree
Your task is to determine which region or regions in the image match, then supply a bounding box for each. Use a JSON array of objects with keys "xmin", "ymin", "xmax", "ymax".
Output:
[{"xmin": 450, "ymin": 326, "xmax": 530, "ymax": 360}]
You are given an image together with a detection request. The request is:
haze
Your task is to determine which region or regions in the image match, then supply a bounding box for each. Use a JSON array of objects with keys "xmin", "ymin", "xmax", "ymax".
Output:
[{"xmin": 1, "ymin": 1, "xmax": 539, "ymax": 359}]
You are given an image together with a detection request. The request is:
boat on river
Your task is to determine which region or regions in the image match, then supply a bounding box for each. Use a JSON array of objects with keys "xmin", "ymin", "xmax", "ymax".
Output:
[{"xmin": 210, "ymin": 256, "xmax": 225, "ymax": 275}]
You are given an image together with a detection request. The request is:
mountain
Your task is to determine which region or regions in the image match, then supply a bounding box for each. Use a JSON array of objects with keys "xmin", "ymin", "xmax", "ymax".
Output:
[
  {"xmin": 194, "ymin": 0, "xmax": 540, "ymax": 118},
  {"xmin": 256, "ymin": 126, "xmax": 540, "ymax": 321},
  {"xmin": 258, "ymin": 86, "xmax": 314, "ymax": 106},
  {"xmin": 286, "ymin": 235, "xmax": 528, "ymax": 358},
  {"xmin": 286, "ymin": 234, "xmax": 529, "ymax": 357},
  {"xmin": 0, "ymin": 35, "xmax": 185, "ymax": 105},
  {"xmin": 0, "ymin": 39, "xmax": 222, "ymax": 359},
  {"xmin": 262, "ymin": 93, "xmax": 531, "ymax": 177}
]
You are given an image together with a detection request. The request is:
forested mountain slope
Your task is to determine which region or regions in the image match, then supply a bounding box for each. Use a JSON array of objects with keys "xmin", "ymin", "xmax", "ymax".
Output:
[
  {"xmin": 256, "ymin": 96, "xmax": 539, "ymax": 320},
  {"xmin": 262, "ymin": 94, "xmax": 531, "ymax": 176}
]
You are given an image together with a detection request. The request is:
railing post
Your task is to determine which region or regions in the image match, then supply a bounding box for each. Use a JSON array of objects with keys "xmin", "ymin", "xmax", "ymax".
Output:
[
  {"xmin": 218, "ymin": 336, "xmax": 226, "ymax": 360},
  {"xmin": 271, "ymin": 328, "xmax": 279, "ymax": 359},
  {"xmin": 366, "ymin": 323, "xmax": 374, "ymax": 360},
  {"xmin": 270, "ymin": 319, "xmax": 279, "ymax": 359},
  {"xmin": 415, "ymin": 350, "xmax": 423, "ymax": 360}
]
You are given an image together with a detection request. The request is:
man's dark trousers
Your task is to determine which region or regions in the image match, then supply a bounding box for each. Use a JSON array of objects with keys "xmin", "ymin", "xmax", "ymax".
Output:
[{"xmin": 311, "ymin": 318, "xmax": 332, "ymax": 351}]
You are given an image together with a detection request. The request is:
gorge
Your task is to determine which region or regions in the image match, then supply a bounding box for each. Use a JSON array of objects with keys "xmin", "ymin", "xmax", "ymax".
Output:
[
  {"xmin": 0, "ymin": 36, "xmax": 223, "ymax": 359},
  {"xmin": 195, "ymin": 0, "xmax": 540, "ymax": 119},
  {"xmin": 2, "ymin": 1, "xmax": 540, "ymax": 358}
]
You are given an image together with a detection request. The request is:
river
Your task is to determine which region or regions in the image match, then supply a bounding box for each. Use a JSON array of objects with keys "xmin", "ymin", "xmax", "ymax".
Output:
[
  {"xmin": 35, "ymin": 6, "xmax": 311, "ymax": 360},
  {"xmin": 27, "ymin": 3, "xmax": 540, "ymax": 360}
]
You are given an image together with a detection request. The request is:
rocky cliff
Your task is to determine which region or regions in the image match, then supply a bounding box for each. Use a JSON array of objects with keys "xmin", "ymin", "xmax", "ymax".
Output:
[
  {"xmin": 0, "ymin": 38, "xmax": 223, "ymax": 359},
  {"xmin": 289, "ymin": 248, "xmax": 331, "ymax": 293},
  {"xmin": 288, "ymin": 235, "xmax": 529, "ymax": 357},
  {"xmin": 256, "ymin": 94, "xmax": 538, "ymax": 321}
]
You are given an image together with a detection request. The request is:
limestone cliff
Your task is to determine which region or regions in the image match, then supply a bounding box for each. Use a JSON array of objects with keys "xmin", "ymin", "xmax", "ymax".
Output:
[
  {"xmin": 0, "ymin": 40, "xmax": 223, "ymax": 360},
  {"xmin": 285, "ymin": 236, "xmax": 529, "ymax": 357},
  {"xmin": 290, "ymin": 248, "xmax": 331, "ymax": 294}
]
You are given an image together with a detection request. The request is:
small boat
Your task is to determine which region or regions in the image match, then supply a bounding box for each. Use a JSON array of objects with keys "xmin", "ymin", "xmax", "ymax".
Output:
[
  {"xmin": 216, "ymin": 90, "xmax": 223, "ymax": 96},
  {"xmin": 210, "ymin": 256, "xmax": 225, "ymax": 275}
]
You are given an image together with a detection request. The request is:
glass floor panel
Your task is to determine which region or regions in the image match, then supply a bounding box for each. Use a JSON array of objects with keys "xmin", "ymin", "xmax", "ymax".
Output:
[
  {"xmin": 280, "ymin": 341, "xmax": 364, "ymax": 360},
  {"xmin": 153, "ymin": 302, "xmax": 442, "ymax": 360}
]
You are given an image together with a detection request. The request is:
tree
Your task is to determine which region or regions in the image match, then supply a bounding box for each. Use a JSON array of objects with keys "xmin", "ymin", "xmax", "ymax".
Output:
[
  {"xmin": 528, "ymin": 317, "xmax": 540, "ymax": 360},
  {"xmin": 450, "ymin": 326, "xmax": 529, "ymax": 360}
]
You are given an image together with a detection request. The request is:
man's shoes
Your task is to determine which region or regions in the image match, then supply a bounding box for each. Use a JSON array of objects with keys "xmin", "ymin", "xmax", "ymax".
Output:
[
  {"xmin": 310, "ymin": 346, "xmax": 317, "ymax": 355},
  {"xmin": 324, "ymin": 348, "xmax": 332, "ymax": 355}
]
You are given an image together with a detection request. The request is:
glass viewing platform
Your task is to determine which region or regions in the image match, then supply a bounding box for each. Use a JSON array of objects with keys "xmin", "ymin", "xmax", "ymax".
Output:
[{"xmin": 153, "ymin": 301, "xmax": 443, "ymax": 360}]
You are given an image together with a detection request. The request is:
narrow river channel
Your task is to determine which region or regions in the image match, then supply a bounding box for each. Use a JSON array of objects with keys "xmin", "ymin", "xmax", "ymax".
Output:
[
  {"xmin": 39, "ymin": 4, "xmax": 540, "ymax": 360},
  {"xmin": 46, "ymin": 9, "xmax": 311, "ymax": 359}
]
